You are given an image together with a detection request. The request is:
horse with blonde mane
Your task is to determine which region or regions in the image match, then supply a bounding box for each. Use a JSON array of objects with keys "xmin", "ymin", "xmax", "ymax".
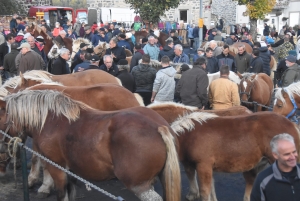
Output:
[
  {"xmin": 273, "ymin": 81, "xmax": 300, "ymax": 118},
  {"xmin": 0, "ymin": 90, "xmax": 181, "ymax": 201},
  {"xmin": 71, "ymin": 38, "xmax": 91, "ymax": 59},
  {"xmin": 0, "ymin": 70, "xmax": 121, "ymax": 98}
]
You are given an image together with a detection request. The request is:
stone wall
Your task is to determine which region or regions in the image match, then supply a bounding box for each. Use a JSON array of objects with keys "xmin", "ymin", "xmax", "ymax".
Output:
[
  {"xmin": 16, "ymin": 0, "xmax": 53, "ymax": 13},
  {"xmin": 211, "ymin": 0, "xmax": 237, "ymax": 26}
]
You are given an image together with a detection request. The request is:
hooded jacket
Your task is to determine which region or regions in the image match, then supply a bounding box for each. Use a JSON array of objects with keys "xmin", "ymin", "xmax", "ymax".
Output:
[
  {"xmin": 247, "ymin": 56, "xmax": 263, "ymax": 74},
  {"xmin": 281, "ymin": 63, "xmax": 300, "ymax": 87},
  {"xmin": 130, "ymin": 49, "xmax": 144, "ymax": 71},
  {"xmin": 158, "ymin": 45, "xmax": 175, "ymax": 61},
  {"xmin": 258, "ymin": 46, "xmax": 271, "ymax": 75},
  {"xmin": 131, "ymin": 63, "xmax": 157, "ymax": 92},
  {"xmin": 153, "ymin": 66, "xmax": 177, "ymax": 101}
]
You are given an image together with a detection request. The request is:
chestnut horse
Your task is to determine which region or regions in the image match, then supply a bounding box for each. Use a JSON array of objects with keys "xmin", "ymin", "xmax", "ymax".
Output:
[
  {"xmin": 273, "ymin": 81, "xmax": 300, "ymax": 118},
  {"xmin": 134, "ymin": 31, "xmax": 169, "ymax": 47},
  {"xmin": 0, "ymin": 70, "xmax": 121, "ymax": 98},
  {"xmin": 26, "ymin": 23, "xmax": 73, "ymax": 56},
  {"xmin": 238, "ymin": 73, "xmax": 273, "ymax": 111},
  {"xmin": 0, "ymin": 90, "xmax": 181, "ymax": 201}
]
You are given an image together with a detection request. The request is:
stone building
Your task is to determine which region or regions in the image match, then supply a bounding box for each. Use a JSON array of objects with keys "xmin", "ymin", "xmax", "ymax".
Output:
[{"xmin": 16, "ymin": 0, "xmax": 53, "ymax": 13}]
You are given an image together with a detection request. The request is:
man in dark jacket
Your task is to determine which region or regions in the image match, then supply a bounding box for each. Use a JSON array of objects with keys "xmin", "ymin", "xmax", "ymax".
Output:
[
  {"xmin": 208, "ymin": 29, "xmax": 217, "ymax": 41},
  {"xmin": 74, "ymin": 53, "xmax": 92, "ymax": 72},
  {"xmin": 204, "ymin": 47, "xmax": 219, "ymax": 73},
  {"xmin": 263, "ymin": 23, "xmax": 270, "ymax": 36},
  {"xmin": 158, "ymin": 40, "xmax": 175, "ymax": 61},
  {"xmin": 105, "ymin": 38, "xmax": 126, "ymax": 64},
  {"xmin": 10, "ymin": 14, "xmax": 18, "ymax": 34},
  {"xmin": 176, "ymin": 57, "xmax": 208, "ymax": 109},
  {"xmin": 130, "ymin": 44, "xmax": 144, "ymax": 72},
  {"xmin": 3, "ymin": 42, "xmax": 19, "ymax": 77},
  {"xmin": 0, "ymin": 33, "xmax": 15, "ymax": 69},
  {"xmin": 276, "ymin": 51, "xmax": 300, "ymax": 82},
  {"xmin": 225, "ymin": 33, "xmax": 236, "ymax": 45},
  {"xmin": 117, "ymin": 59, "xmax": 136, "ymax": 92},
  {"xmin": 253, "ymin": 42, "xmax": 271, "ymax": 75},
  {"xmin": 99, "ymin": 55, "xmax": 119, "ymax": 76},
  {"xmin": 271, "ymin": 32, "xmax": 295, "ymax": 48},
  {"xmin": 234, "ymin": 44, "xmax": 251, "ymax": 73},
  {"xmin": 251, "ymin": 133, "xmax": 300, "ymax": 201},
  {"xmin": 84, "ymin": 26, "xmax": 94, "ymax": 42},
  {"xmin": 170, "ymin": 30, "xmax": 181, "ymax": 45},
  {"xmin": 85, "ymin": 55, "xmax": 100, "ymax": 70},
  {"xmin": 131, "ymin": 54, "xmax": 157, "ymax": 106},
  {"xmin": 281, "ymin": 55, "xmax": 300, "ymax": 87},
  {"xmin": 217, "ymin": 45, "xmax": 235, "ymax": 71},
  {"xmin": 117, "ymin": 34, "xmax": 132, "ymax": 52},
  {"xmin": 247, "ymin": 48, "xmax": 263, "ymax": 74},
  {"xmin": 27, "ymin": 36, "xmax": 47, "ymax": 65},
  {"xmin": 51, "ymin": 48, "xmax": 70, "ymax": 75}
]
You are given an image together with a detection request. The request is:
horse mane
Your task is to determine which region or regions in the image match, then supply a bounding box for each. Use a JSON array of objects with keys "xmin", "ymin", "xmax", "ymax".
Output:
[
  {"xmin": 73, "ymin": 37, "xmax": 91, "ymax": 46},
  {"xmin": 241, "ymin": 73, "xmax": 257, "ymax": 81},
  {"xmin": 229, "ymin": 71, "xmax": 241, "ymax": 84},
  {"xmin": 4, "ymin": 90, "xmax": 88, "ymax": 131},
  {"xmin": 275, "ymin": 82, "xmax": 300, "ymax": 105},
  {"xmin": 229, "ymin": 45, "xmax": 238, "ymax": 55},
  {"xmin": 147, "ymin": 101, "xmax": 198, "ymax": 111},
  {"xmin": 170, "ymin": 112, "xmax": 218, "ymax": 135},
  {"xmin": 24, "ymin": 70, "xmax": 52, "ymax": 80}
]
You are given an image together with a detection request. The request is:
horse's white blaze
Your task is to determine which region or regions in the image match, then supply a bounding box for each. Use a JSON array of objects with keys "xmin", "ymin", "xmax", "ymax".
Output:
[
  {"xmin": 274, "ymin": 99, "xmax": 277, "ymax": 106},
  {"xmin": 243, "ymin": 81, "xmax": 247, "ymax": 92}
]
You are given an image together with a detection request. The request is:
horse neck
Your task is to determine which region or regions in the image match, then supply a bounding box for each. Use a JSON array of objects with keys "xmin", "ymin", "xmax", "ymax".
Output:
[{"xmin": 152, "ymin": 106, "xmax": 192, "ymax": 124}]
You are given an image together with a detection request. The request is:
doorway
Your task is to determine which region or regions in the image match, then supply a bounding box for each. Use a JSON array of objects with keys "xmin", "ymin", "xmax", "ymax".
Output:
[{"xmin": 180, "ymin": 10, "xmax": 188, "ymax": 23}]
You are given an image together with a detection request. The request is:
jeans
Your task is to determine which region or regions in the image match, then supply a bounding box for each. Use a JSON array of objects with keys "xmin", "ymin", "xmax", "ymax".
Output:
[{"xmin": 194, "ymin": 38, "xmax": 199, "ymax": 50}]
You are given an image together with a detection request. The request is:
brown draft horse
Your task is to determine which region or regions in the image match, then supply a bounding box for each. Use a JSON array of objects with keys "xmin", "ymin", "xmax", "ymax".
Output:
[
  {"xmin": 134, "ymin": 31, "xmax": 169, "ymax": 47},
  {"xmin": 238, "ymin": 73, "xmax": 274, "ymax": 111},
  {"xmin": 0, "ymin": 90, "xmax": 181, "ymax": 201},
  {"xmin": 0, "ymin": 70, "xmax": 121, "ymax": 97},
  {"xmin": 273, "ymin": 81, "xmax": 300, "ymax": 118}
]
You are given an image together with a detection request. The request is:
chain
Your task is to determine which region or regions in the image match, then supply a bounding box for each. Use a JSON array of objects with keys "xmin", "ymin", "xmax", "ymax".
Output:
[
  {"xmin": 0, "ymin": 130, "xmax": 125, "ymax": 201},
  {"xmin": 241, "ymin": 101, "xmax": 273, "ymax": 110}
]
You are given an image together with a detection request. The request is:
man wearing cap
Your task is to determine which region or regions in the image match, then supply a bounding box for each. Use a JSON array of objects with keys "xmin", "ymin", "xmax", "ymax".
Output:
[
  {"xmin": 117, "ymin": 34, "xmax": 132, "ymax": 52},
  {"xmin": 116, "ymin": 59, "xmax": 135, "ymax": 92},
  {"xmin": 281, "ymin": 55, "xmax": 300, "ymax": 87},
  {"xmin": 71, "ymin": 50, "xmax": 86, "ymax": 72},
  {"xmin": 84, "ymin": 26, "xmax": 94, "ymax": 42},
  {"xmin": 27, "ymin": 36, "xmax": 47, "ymax": 65},
  {"xmin": 277, "ymin": 51, "xmax": 300, "ymax": 84},
  {"xmin": 17, "ymin": 43, "xmax": 45, "ymax": 74},
  {"xmin": 91, "ymin": 28, "xmax": 107, "ymax": 46},
  {"xmin": 74, "ymin": 43, "xmax": 89, "ymax": 62},
  {"xmin": 151, "ymin": 56, "xmax": 176, "ymax": 103},
  {"xmin": 278, "ymin": 36, "xmax": 295, "ymax": 61},
  {"xmin": 85, "ymin": 55, "xmax": 100, "ymax": 70},
  {"xmin": 225, "ymin": 33, "xmax": 236, "ymax": 45},
  {"xmin": 16, "ymin": 17, "xmax": 25, "ymax": 33},
  {"xmin": 3, "ymin": 42, "xmax": 19, "ymax": 78},
  {"xmin": 100, "ymin": 55, "xmax": 119, "ymax": 76},
  {"xmin": 0, "ymin": 33, "xmax": 15, "ymax": 71},
  {"xmin": 51, "ymin": 48, "xmax": 70, "ymax": 75},
  {"xmin": 74, "ymin": 53, "xmax": 93, "ymax": 72},
  {"xmin": 193, "ymin": 48, "xmax": 205, "ymax": 63},
  {"xmin": 158, "ymin": 39, "xmax": 175, "ymax": 62}
]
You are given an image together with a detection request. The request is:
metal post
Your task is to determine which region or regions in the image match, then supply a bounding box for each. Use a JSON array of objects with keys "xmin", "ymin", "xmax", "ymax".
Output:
[
  {"xmin": 253, "ymin": 101, "xmax": 258, "ymax": 113},
  {"xmin": 20, "ymin": 147, "xmax": 30, "ymax": 201},
  {"xmin": 199, "ymin": 0, "xmax": 203, "ymax": 48}
]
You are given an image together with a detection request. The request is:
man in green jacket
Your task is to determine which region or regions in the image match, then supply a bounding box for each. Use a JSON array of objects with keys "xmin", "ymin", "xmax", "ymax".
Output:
[
  {"xmin": 281, "ymin": 55, "xmax": 300, "ymax": 87},
  {"xmin": 234, "ymin": 44, "xmax": 251, "ymax": 73}
]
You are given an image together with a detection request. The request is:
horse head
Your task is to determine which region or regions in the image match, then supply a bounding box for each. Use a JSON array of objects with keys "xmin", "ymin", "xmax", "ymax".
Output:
[
  {"xmin": 26, "ymin": 23, "xmax": 36, "ymax": 35},
  {"xmin": 238, "ymin": 72, "xmax": 256, "ymax": 101},
  {"xmin": 94, "ymin": 43, "xmax": 107, "ymax": 58},
  {"xmin": 273, "ymin": 88, "xmax": 297, "ymax": 118}
]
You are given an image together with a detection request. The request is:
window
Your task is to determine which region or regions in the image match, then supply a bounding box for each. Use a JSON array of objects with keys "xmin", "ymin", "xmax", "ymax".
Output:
[
  {"xmin": 180, "ymin": 10, "xmax": 188, "ymax": 23},
  {"xmin": 289, "ymin": 12, "xmax": 300, "ymax": 27}
]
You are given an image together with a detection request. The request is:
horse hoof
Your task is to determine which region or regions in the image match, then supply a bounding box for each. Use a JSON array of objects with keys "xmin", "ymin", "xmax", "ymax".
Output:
[
  {"xmin": 185, "ymin": 192, "xmax": 200, "ymax": 201},
  {"xmin": 36, "ymin": 192, "xmax": 50, "ymax": 199}
]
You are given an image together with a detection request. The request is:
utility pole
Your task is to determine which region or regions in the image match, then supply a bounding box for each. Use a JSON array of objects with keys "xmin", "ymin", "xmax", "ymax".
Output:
[{"xmin": 198, "ymin": 0, "xmax": 203, "ymax": 48}]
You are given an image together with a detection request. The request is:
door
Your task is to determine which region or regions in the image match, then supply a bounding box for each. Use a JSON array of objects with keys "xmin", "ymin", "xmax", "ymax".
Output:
[
  {"xmin": 180, "ymin": 10, "xmax": 188, "ymax": 23},
  {"xmin": 88, "ymin": 8, "xmax": 98, "ymax": 26}
]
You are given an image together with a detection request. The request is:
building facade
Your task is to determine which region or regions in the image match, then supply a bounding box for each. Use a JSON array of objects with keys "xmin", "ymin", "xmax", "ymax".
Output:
[{"xmin": 16, "ymin": 0, "xmax": 53, "ymax": 13}]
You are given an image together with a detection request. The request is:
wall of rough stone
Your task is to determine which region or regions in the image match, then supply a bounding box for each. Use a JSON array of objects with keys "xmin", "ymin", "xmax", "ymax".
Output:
[
  {"xmin": 16, "ymin": 0, "xmax": 53, "ymax": 13},
  {"xmin": 211, "ymin": 0, "xmax": 237, "ymax": 26}
]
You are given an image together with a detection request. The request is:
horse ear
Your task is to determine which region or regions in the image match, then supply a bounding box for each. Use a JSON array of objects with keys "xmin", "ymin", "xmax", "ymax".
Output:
[
  {"xmin": 102, "ymin": 43, "xmax": 106, "ymax": 48},
  {"xmin": 251, "ymin": 74, "xmax": 256, "ymax": 80},
  {"xmin": 237, "ymin": 72, "xmax": 243, "ymax": 79},
  {"xmin": 20, "ymin": 72, "xmax": 26, "ymax": 85},
  {"xmin": 281, "ymin": 88, "xmax": 288, "ymax": 98}
]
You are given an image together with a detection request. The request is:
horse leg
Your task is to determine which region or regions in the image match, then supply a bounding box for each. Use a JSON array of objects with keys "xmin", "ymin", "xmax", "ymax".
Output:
[
  {"xmin": 242, "ymin": 158, "xmax": 269, "ymax": 201},
  {"xmin": 28, "ymin": 146, "xmax": 41, "ymax": 188},
  {"xmin": 130, "ymin": 183, "xmax": 163, "ymax": 201},
  {"xmin": 37, "ymin": 166, "xmax": 54, "ymax": 198},
  {"xmin": 182, "ymin": 162, "xmax": 200, "ymax": 201},
  {"xmin": 196, "ymin": 164, "xmax": 216, "ymax": 201},
  {"xmin": 45, "ymin": 164, "xmax": 75, "ymax": 201}
]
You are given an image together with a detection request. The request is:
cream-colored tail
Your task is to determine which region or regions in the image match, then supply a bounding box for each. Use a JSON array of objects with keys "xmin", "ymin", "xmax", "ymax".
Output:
[
  {"xmin": 158, "ymin": 126, "xmax": 181, "ymax": 201},
  {"xmin": 133, "ymin": 93, "xmax": 145, "ymax": 106}
]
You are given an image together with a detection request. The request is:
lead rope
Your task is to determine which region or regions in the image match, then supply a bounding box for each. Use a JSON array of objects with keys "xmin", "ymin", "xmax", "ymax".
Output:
[{"xmin": 7, "ymin": 137, "xmax": 22, "ymax": 189}]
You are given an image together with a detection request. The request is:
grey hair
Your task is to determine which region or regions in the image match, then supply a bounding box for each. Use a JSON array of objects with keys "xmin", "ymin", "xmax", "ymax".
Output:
[
  {"xmin": 60, "ymin": 48, "xmax": 70, "ymax": 56},
  {"xmin": 270, "ymin": 133, "xmax": 295, "ymax": 154},
  {"xmin": 238, "ymin": 44, "xmax": 245, "ymax": 50},
  {"xmin": 174, "ymin": 44, "xmax": 183, "ymax": 51},
  {"xmin": 103, "ymin": 55, "xmax": 113, "ymax": 62},
  {"xmin": 110, "ymin": 37, "xmax": 118, "ymax": 44},
  {"xmin": 209, "ymin": 40, "xmax": 217, "ymax": 46},
  {"xmin": 59, "ymin": 30, "xmax": 66, "ymax": 35},
  {"xmin": 260, "ymin": 35, "xmax": 266, "ymax": 42},
  {"xmin": 118, "ymin": 64, "xmax": 129, "ymax": 71},
  {"xmin": 148, "ymin": 35, "xmax": 155, "ymax": 40}
]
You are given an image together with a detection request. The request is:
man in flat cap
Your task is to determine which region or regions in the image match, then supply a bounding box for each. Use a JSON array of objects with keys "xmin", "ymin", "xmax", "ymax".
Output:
[{"xmin": 281, "ymin": 55, "xmax": 300, "ymax": 87}]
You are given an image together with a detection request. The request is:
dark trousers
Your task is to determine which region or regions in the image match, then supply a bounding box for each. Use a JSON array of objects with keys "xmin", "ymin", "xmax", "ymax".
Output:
[{"xmin": 137, "ymin": 92, "xmax": 152, "ymax": 106}]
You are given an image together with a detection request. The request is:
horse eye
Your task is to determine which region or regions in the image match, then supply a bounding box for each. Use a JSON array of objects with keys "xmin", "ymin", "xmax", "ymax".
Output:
[{"xmin": 277, "ymin": 105, "xmax": 282, "ymax": 108}]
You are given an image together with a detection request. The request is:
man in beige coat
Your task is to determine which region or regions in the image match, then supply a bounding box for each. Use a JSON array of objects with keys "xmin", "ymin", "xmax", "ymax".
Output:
[{"xmin": 209, "ymin": 65, "xmax": 240, "ymax": 109}]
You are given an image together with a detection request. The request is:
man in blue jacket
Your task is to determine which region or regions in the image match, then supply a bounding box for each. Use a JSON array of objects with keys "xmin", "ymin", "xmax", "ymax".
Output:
[
  {"xmin": 91, "ymin": 28, "xmax": 108, "ymax": 46},
  {"xmin": 251, "ymin": 133, "xmax": 300, "ymax": 201},
  {"xmin": 117, "ymin": 34, "xmax": 132, "ymax": 52}
]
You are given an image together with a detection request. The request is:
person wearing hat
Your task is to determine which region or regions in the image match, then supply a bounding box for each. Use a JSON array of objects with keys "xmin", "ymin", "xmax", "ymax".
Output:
[
  {"xmin": 225, "ymin": 33, "xmax": 236, "ymax": 45},
  {"xmin": 17, "ymin": 43, "xmax": 45, "ymax": 74},
  {"xmin": 116, "ymin": 59, "xmax": 135, "ymax": 92},
  {"xmin": 278, "ymin": 35, "xmax": 295, "ymax": 61},
  {"xmin": 151, "ymin": 55, "xmax": 176, "ymax": 103},
  {"xmin": 125, "ymin": 32, "xmax": 134, "ymax": 52},
  {"xmin": 158, "ymin": 39, "xmax": 175, "ymax": 62},
  {"xmin": 41, "ymin": 19, "xmax": 51, "ymax": 32},
  {"xmin": 73, "ymin": 42, "xmax": 89, "ymax": 62},
  {"xmin": 3, "ymin": 42, "xmax": 19, "ymax": 78},
  {"xmin": 52, "ymin": 22, "xmax": 63, "ymax": 37},
  {"xmin": 85, "ymin": 55, "xmax": 100, "ymax": 70},
  {"xmin": 208, "ymin": 29, "xmax": 217, "ymax": 41},
  {"xmin": 0, "ymin": 33, "xmax": 15, "ymax": 72},
  {"xmin": 16, "ymin": 17, "xmax": 25, "ymax": 33},
  {"xmin": 193, "ymin": 47, "xmax": 205, "ymax": 63},
  {"xmin": 70, "ymin": 50, "xmax": 86, "ymax": 72},
  {"xmin": 51, "ymin": 48, "xmax": 70, "ymax": 75},
  {"xmin": 14, "ymin": 30, "xmax": 24, "ymax": 45},
  {"xmin": 276, "ymin": 50, "xmax": 300, "ymax": 83},
  {"xmin": 117, "ymin": 33, "xmax": 132, "ymax": 52},
  {"xmin": 84, "ymin": 26, "xmax": 94, "ymax": 42},
  {"xmin": 281, "ymin": 55, "xmax": 300, "ymax": 87},
  {"xmin": 74, "ymin": 52, "xmax": 93, "ymax": 72},
  {"xmin": 91, "ymin": 27, "xmax": 107, "ymax": 47}
]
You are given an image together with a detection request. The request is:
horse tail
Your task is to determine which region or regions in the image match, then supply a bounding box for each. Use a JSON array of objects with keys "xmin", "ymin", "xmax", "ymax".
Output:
[
  {"xmin": 67, "ymin": 175, "xmax": 77, "ymax": 201},
  {"xmin": 158, "ymin": 126, "xmax": 181, "ymax": 201},
  {"xmin": 133, "ymin": 93, "xmax": 145, "ymax": 106},
  {"xmin": 294, "ymin": 124, "xmax": 300, "ymax": 163}
]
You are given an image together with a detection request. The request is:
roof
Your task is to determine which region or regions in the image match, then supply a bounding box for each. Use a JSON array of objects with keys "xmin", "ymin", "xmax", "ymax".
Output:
[{"xmin": 29, "ymin": 6, "xmax": 73, "ymax": 10}]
